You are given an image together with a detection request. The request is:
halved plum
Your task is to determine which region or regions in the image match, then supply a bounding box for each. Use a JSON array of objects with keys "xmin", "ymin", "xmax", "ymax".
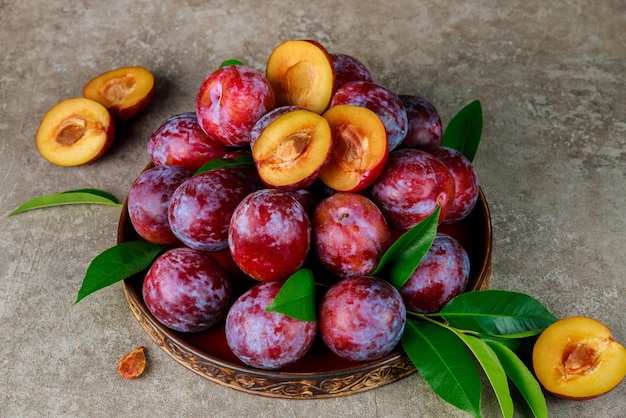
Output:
[
  {"xmin": 320, "ymin": 104, "xmax": 388, "ymax": 192},
  {"xmin": 251, "ymin": 107, "xmax": 332, "ymax": 191},
  {"xmin": 266, "ymin": 40, "xmax": 335, "ymax": 114},
  {"xmin": 83, "ymin": 66, "xmax": 154, "ymax": 121},
  {"xmin": 35, "ymin": 97, "xmax": 115, "ymax": 166}
]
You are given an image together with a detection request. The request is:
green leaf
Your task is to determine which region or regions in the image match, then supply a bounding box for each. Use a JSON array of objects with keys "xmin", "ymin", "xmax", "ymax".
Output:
[
  {"xmin": 439, "ymin": 290, "xmax": 558, "ymax": 336},
  {"xmin": 194, "ymin": 155, "xmax": 255, "ymax": 175},
  {"xmin": 372, "ymin": 206, "xmax": 440, "ymax": 289},
  {"xmin": 455, "ymin": 333, "xmax": 514, "ymax": 418},
  {"xmin": 442, "ymin": 100, "xmax": 483, "ymax": 162},
  {"xmin": 265, "ymin": 269, "xmax": 317, "ymax": 321},
  {"xmin": 487, "ymin": 341, "xmax": 549, "ymax": 418},
  {"xmin": 61, "ymin": 188, "xmax": 120, "ymax": 202},
  {"xmin": 402, "ymin": 319, "xmax": 482, "ymax": 418},
  {"xmin": 74, "ymin": 241, "xmax": 164, "ymax": 304},
  {"xmin": 8, "ymin": 189, "xmax": 122, "ymax": 216},
  {"xmin": 219, "ymin": 59, "xmax": 244, "ymax": 67},
  {"xmin": 477, "ymin": 334, "xmax": 522, "ymax": 352}
]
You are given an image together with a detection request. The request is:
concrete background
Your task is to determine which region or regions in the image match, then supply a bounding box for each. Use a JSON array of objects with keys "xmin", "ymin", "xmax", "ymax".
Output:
[{"xmin": 1, "ymin": 1, "xmax": 624, "ymax": 417}]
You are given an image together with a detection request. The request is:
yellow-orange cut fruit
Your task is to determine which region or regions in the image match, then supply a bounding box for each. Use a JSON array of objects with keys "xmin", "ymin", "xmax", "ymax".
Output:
[
  {"xmin": 35, "ymin": 98, "xmax": 115, "ymax": 166},
  {"xmin": 532, "ymin": 316, "xmax": 626, "ymax": 400},
  {"xmin": 83, "ymin": 66, "xmax": 154, "ymax": 121},
  {"xmin": 266, "ymin": 40, "xmax": 335, "ymax": 114}
]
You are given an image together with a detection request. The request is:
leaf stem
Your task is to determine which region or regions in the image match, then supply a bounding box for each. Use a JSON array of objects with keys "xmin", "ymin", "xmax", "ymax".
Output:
[{"xmin": 407, "ymin": 310, "xmax": 481, "ymax": 336}]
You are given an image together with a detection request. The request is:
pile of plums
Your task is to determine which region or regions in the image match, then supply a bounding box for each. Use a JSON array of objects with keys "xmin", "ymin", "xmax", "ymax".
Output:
[{"xmin": 127, "ymin": 40, "xmax": 479, "ymax": 370}]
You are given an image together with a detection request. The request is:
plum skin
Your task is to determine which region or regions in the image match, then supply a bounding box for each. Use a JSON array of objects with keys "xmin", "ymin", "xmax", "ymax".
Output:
[
  {"xmin": 168, "ymin": 169, "xmax": 253, "ymax": 252},
  {"xmin": 225, "ymin": 281, "xmax": 317, "ymax": 370},
  {"xmin": 312, "ymin": 192, "xmax": 391, "ymax": 278},
  {"xmin": 143, "ymin": 247, "xmax": 232, "ymax": 333},
  {"xmin": 426, "ymin": 145, "xmax": 479, "ymax": 224},
  {"xmin": 127, "ymin": 165, "xmax": 193, "ymax": 245},
  {"xmin": 399, "ymin": 233, "xmax": 470, "ymax": 313},
  {"xmin": 370, "ymin": 148, "xmax": 456, "ymax": 229},
  {"xmin": 228, "ymin": 188, "xmax": 311, "ymax": 282},
  {"xmin": 319, "ymin": 276, "xmax": 406, "ymax": 362},
  {"xmin": 330, "ymin": 53, "xmax": 373, "ymax": 91},
  {"xmin": 399, "ymin": 95, "xmax": 442, "ymax": 149},
  {"xmin": 195, "ymin": 64, "xmax": 275, "ymax": 147},
  {"xmin": 147, "ymin": 112, "xmax": 228, "ymax": 171}
]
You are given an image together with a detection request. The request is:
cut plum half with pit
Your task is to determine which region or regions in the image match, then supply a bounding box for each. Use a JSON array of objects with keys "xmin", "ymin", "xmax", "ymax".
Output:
[
  {"xmin": 251, "ymin": 107, "xmax": 332, "ymax": 191},
  {"xmin": 35, "ymin": 97, "xmax": 115, "ymax": 166},
  {"xmin": 83, "ymin": 66, "xmax": 154, "ymax": 121},
  {"xmin": 320, "ymin": 104, "xmax": 388, "ymax": 192}
]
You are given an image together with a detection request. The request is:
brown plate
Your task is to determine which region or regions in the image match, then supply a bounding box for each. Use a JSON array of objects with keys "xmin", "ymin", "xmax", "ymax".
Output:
[{"xmin": 118, "ymin": 169, "xmax": 492, "ymax": 399}]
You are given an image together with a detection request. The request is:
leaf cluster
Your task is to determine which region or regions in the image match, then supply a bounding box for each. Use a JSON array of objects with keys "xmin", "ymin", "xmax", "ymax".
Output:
[{"xmin": 404, "ymin": 291, "xmax": 556, "ymax": 418}]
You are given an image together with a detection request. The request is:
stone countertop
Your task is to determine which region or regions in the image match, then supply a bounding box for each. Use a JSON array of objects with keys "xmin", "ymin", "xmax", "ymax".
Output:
[{"xmin": 1, "ymin": 1, "xmax": 625, "ymax": 417}]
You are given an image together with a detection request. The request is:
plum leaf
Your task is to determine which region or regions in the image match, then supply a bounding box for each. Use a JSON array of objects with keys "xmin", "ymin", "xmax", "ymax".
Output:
[
  {"xmin": 455, "ymin": 332, "xmax": 514, "ymax": 418},
  {"xmin": 442, "ymin": 100, "xmax": 482, "ymax": 162},
  {"xmin": 487, "ymin": 341, "xmax": 549, "ymax": 418},
  {"xmin": 194, "ymin": 154, "xmax": 255, "ymax": 175},
  {"xmin": 219, "ymin": 59, "xmax": 244, "ymax": 67},
  {"xmin": 438, "ymin": 290, "xmax": 558, "ymax": 335},
  {"xmin": 74, "ymin": 241, "xmax": 164, "ymax": 305},
  {"xmin": 372, "ymin": 205, "xmax": 440, "ymax": 289},
  {"xmin": 8, "ymin": 188, "xmax": 122, "ymax": 216},
  {"xmin": 402, "ymin": 319, "xmax": 482, "ymax": 418},
  {"xmin": 265, "ymin": 269, "xmax": 317, "ymax": 321}
]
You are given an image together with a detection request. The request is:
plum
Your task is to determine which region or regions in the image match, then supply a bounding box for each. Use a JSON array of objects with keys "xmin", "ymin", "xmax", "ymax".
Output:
[
  {"xmin": 426, "ymin": 146, "xmax": 479, "ymax": 223},
  {"xmin": 225, "ymin": 281, "xmax": 317, "ymax": 370},
  {"xmin": 532, "ymin": 316, "xmax": 626, "ymax": 400},
  {"xmin": 229, "ymin": 188, "xmax": 311, "ymax": 282},
  {"xmin": 370, "ymin": 148, "xmax": 456, "ymax": 229},
  {"xmin": 266, "ymin": 39, "xmax": 335, "ymax": 114},
  {"xmin": 399, "ymin": 233, "xmax": 470, "ymax": 313},
  {"xmin": 127, "ymin": 165, "xmax": 193, "ymax": 245},
  {"xmin": 35, "ymin": 98, "xmax": 115, "ymax": 166},
  {"xmin": 148, "ymin": 112, "xmax": 228, "ymax": 171},
  {"xmin": 399, "ymin": 95, "xmax": 442, "ymax": 149},
  {"xmin": 319, "ymin": 104, "xmax": 388, "ymax": 192},
  {"xmin": 196, "ymin": 64, "xmax": 275, "ymax": 147},
  {"xmin": 143, "ymin": 247, "xmax": 232, "ymax": 333},
  {"xmin": 83, "ymin": 66, "xmax": 154, "ymax": 122},
  {"xmin": 313, "ymin": 192, "xmax": 391, "ymax": 278},
  {"xmin": 330, "ymin": 81, "xmax": 408, "ymax": 151},
  {"xmin": 168, "ymin": 169, "xmax": 252, "ymax": 252},
  {"xmin": 250, "ymin": 106, "xmax": 332, "ymax": 191},
  {"xmin": 319, "ymin": 276, "xmax": 406, "ymax": 362},
  {"xmin": 330, "ymin": 53, "xmax": 373, "ymax": 91}
]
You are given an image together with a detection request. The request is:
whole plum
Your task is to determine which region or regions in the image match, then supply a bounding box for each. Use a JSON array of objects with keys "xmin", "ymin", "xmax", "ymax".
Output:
[
  {"xmin": 370, "ymin": 148, "xmax": 455, "ymax": 229},
  {"xmin": 143, "ymin": 247, "xmax": 232, "ymax": 333},
  {"xmin": 319, "ymin": 276, "xmax": 406, "ymax": 362},
  {"xmin": 330, "ymin": 53, "xmax": 374, "ymax": 91},
  {"xmin": 228, "ymin": 188, "xmax": 311, "ymax": 282},
  {"xmin": 196, "ymin": 64, "xmax": 275, "ymax": 147},
  {"xmin": 225, "ymin": 281, "xmax": 317, "ymax": 370},
  {"xmin": 399, "ymin": 233, "xmax": 470, "ymax": 313},
  {"xmin": 127, "ymin": 165, "xmax": 193, "ymax": 245},
  {"xmin": 399, "ymin": 95, "xmax": 442, "ymax": 149},
  {"xmin": 426, "ymin": 146, "xmax": 479, "ymax": 223},
  {"xmin": 313, "ymin": 192, "xmax": 391, "ymax": 278},
  {"xmin": 147, "ymin": 112, "xmax": 228, "ymax": 171},
  {"xmin": 168, "ymin": 169, "xmax": 252, "ymax": 252}
]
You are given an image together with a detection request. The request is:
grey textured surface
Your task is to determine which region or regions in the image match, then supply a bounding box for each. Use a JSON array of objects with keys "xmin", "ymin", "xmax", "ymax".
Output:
[{"xmin": 1, "ymin": 1, "xmax": 625, "ymax": 417}]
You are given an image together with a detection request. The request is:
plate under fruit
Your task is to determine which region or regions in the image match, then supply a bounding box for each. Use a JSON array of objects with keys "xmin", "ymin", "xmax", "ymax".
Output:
[{"xmin": 118, "ymin": 169, "xmax": 492, "ymax": 399}]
